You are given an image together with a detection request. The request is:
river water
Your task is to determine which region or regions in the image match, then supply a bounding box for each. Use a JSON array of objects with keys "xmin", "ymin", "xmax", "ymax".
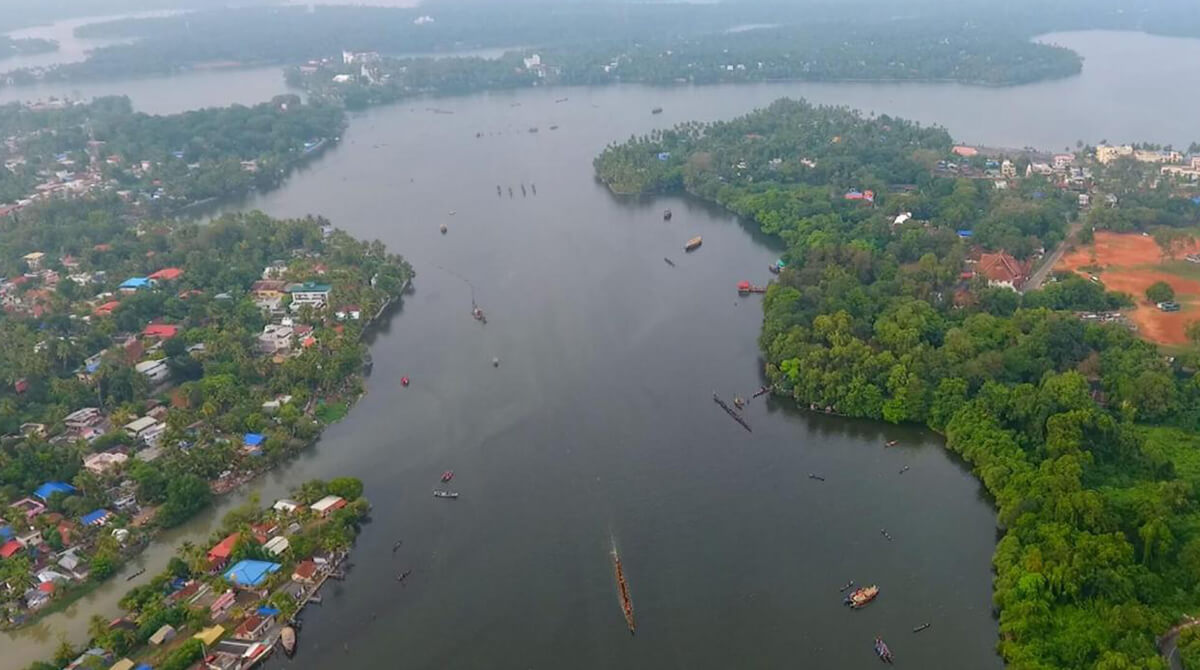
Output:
[{"xmin": 1, "ymin": 28, "xmax": 1195, "ymax": 670}]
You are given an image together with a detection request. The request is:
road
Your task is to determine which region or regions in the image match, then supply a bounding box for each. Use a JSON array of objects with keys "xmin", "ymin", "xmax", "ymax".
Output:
[{"xmin": 1024, "ymin": 219, "xmax": 1084, "ymax": 291}]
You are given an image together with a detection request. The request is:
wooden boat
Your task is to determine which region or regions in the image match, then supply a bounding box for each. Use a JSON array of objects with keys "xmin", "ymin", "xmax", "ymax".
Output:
[
  {"xmin": 684, "ymin": 236, "xmax": 702, "ymax": 252},
  {"xmin": 280, "ymin": 625, "xmax": 297, "ymax": 657},
  {"xmin": 126, "ymin": 568, "xmax": 146, "ymax": 581},
  {"xmin": 663, "ymin": 209, "xmax": 672, "ymax": 220},
  {"xmin": 874, "ymin": 636, "xmax": 893, "ymax": 663},
  {"xmin": 441, "ymin": 470, "xmax": 454, "ymax": 483},
  {"xmin": 845, "ymin": 585, "xmax": 879, "ymax": 609},
  {"xmin": 440, "ymin": 223, "xmax": 448, "ymax": 234},
  {"xmin": 651, "ymin": 107, "xmax": 663, "ymax": 114},
  {"xmin": 663, "ymin": 257, "xmax": 675, "ymax": 267},
  {"xmin": 885, "ymin": 440, "xmax": 898, "ymax": 448},
  {"xmin": 912, "ymin": 622, "xmax": 931, "ymax": 633},
  {"xmin": 612, "ymin": 547, "xmax": 635, "ymax": 634}
]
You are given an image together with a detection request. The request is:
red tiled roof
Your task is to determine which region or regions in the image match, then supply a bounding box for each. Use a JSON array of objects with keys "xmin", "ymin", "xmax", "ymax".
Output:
[
  {"xmin": 38, "ymin": 581, "xmax": 55, "ymax": 593},
  {"xmin": 0, "ymin": 539, "xmax": 21, "ymax": 558},
  {"xmin": 208, "ymin": 532, "xmax": 239, "ymax": 560},
  {"xmin": 143, "ymin": 324, "xmax": 179, "ymax": 339},
  {"xmin": 148, "ymin": 267, "xmax": 183, "ymax": 281},
  {"xmin": 292, "ymin": 559, "xmax": 317, "ymax": 581},
  {"xmin": 95, "ymin": 300, "xmax": 121, "ymax": 315},
  {"xmin": 978, "ymin": 252, "xmax": 1027, "ymax": 284},
  {"xmin": 235, "ymin": 615, "xmax": 266, "ymax": 639}
]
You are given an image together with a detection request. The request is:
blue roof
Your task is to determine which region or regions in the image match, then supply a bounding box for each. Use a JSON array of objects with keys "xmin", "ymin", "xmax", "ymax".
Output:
[
  {"xmin": 957, "ymin": 230, "xmax": 974, "ymax": 238},
  {"xmin": 34, "ymin": 481, "xmax": 76, "ymax": 501},
  {"xmin": 244, "ymin": 433, "xmax": 265, "ymax": 446},
  {"xmin": 135, "ymin": 665, "xmax": 153, "ymax": 670},
  {"xmin": 119, "ymin": 277, "xmax": 150, "ymax": 289},
  {"xmin": 224, "ymin": 560, "xmax": 280, "ymax": 587},
  {"xmin": 0, "ymin": 526, "xmax": 11, "ymax": 540},
  {"xmin": 256, "ymin": 606, "xmax": 281, "ymax": 616},
  {"xmin": 657, "ymin": 152, "xmax": 671, "ymax": 161},
  {"xmin": 81, "ymin": 509, "xmax": 110, "ymax": 525}
]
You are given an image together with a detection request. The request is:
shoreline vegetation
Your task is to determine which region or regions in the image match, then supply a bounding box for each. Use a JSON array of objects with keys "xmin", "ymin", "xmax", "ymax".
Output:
[
  {"xmin": 29, "ymin": 478, "xmax": 369, "ymax": 670},
  {"xmin": 595, "ymin": 98, "xmax": 1200, "ymax": 668}
]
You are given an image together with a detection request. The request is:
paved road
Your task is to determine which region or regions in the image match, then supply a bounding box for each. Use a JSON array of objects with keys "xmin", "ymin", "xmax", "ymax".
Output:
[{"xmin": 1025, "ymin": 220, "xmax": 1084, "ymax": 291}]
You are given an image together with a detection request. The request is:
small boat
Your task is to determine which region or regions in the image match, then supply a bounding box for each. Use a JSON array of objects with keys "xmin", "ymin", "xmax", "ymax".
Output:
[
  {"xmin": 845, "ymin": 585, "xmax": 879, "ymax": 609},
  {"xmin": 396, "ymin": 569, "xmax": 412, "ymax": 583},
  {"xmin": 838, "ymin": 580, "xmax": 854, "ymax": 592},
  {"xmin": 392, "ymin": 540, "xmax": 403, "ymax": 553},
  {"xmin": 684, "ymin": 236, "xmax": 702, "ymax": 252},
  {"xmin": 441, "ymin": 470, "xmax": 454, "ymax": 483},
  {"xmin": 885, "ymin": 440, "xmax": 898, "ymax": 448},
  {"xmin": 448, "ymin": 210, "xmax": 456, "ymax": 216},
  {"xmin": 280, "ymin": 625, "xmax": 296, "ymax": 657},
  {"xmin": 440, "ymin": 224, "xmax": 448, "ymax": 234},
  {"xmin": 492, "ymin": 357, "xmax": 500, "ymax": 367},
  {"xmin": 912, "ymin": 622, "xmax": 931, "ymax": 633},
  {"xmin": 472, "ymin": 306, "xmax": 486, "ymax": 323},
  {"xmin": 433, "ymin": 490, "xmax": 459, "ymax": 499},
  {"xmin": 874, "ymin": 637, "xmax": 894, "ymax": 663},
  {"xmin": 663, "ymin": 257, "xmax": 675, "ymax": 267},
  {"xmin": 880, "ymin": 529, "xmax": 893, "ymax": 541},
  {"xmin": 808, "ymin": 473, "xmax": 826, "ymax": 482},
  {"xmin": 752, "ymin": 385, "xmax": 770, "ymax": 398},
  {"xmin": 663, "ymin": 209, "xmax": 672, "ymax": 220},
  {"xmin": 899, "ymin": 465, "xmax": 910, "ymax": 474},
  {"xmin": 732, "ymin": 395, "xmax": 745, "ymax": 409},
  {"xmin": 612, "ymin": 545, "xmax": 636, "ymax": 634},
  {"xmin": 651, "ymin": 107, "xmax": 663, "ymax": 114},
  {"xmin": 528, "ymin": 127, "xmax": 539, "ymax": 133},
  {"xmin": 126, "ymin": 568, "xmax": 146, "ymax": 581},
  {"xmin": 555, "ymin": 97, "xmax": 569, "ymax": 103},
  {"xmin": 401, "ymin": 376, "xmax": 409, "ymax": 387},
  {"xmin": 549, "ymin": 125, "xmax": 559, "ymax": 130}
]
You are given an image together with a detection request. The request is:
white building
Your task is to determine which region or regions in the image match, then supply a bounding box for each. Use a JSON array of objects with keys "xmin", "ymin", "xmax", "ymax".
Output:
[
  {"xmin": 83, "ymin": 451, "xmax": 128, "ymax": 475},
  {"xmin": 287, "ymin": 282, "xmax": 331, "ymax": 309},
  {"xmin": 258, "ymin": 324, "xmax": 294, "ymax": 354},
  {"xmin": 135, "ymin": 359, "xmax": 170, "ymax": 384}
]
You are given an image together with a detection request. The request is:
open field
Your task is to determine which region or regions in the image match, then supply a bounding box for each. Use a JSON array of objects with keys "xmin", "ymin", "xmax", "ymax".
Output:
[{"xmin": 1054, "ymin": 231, "xmax": 1200, "ymax": 345}]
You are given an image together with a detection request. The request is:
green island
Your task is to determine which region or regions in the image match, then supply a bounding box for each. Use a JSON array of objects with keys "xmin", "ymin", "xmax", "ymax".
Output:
[
  {"xmin": 30, "ymin": 477, "xmax": 369, "ymax": 670},
  {"xmin": 0, "ymin": 36, "xmax": 57, "ymax": 62},
  {"xmin": 596, "ymin": 98, "xmax": 1200, "ymax": 668}
]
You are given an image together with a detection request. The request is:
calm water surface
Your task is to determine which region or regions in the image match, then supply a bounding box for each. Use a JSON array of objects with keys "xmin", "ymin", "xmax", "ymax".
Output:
[{"xmin": 3, "ymin": 28, "xmax": 1197, "ymax": 670}]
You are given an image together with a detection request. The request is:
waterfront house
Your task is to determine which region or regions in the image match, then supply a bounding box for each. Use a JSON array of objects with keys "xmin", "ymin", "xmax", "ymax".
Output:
[
  {"xmin": 243, "ymin": 433, "xmax": 266, "ymax": 456},
  {"xmin": 250, "ymin": 521, "xmax": 279, "ymax": 544},
  {"xmin": 234, "ymin": 614, "xmax": 272, "ymax": 641},
  {"xmin": 291, "ymin": 559, "xmax": 319, "ymax": 584},
  {"xmin": 210, "ymin": 589, "xmax": 236, "ymax": 619},
  {"xmin": 311, "ymin": 495, "xmax": 347, "ymax": 517},
  {"xmin": 272, "ymin": 499, "xmax": 301, "ymax": 514},
  {"xmin": 194, "ymin": 624, "xmax": 225, "ymax": 646},
  {"xmin": 263, "ymin": 536, "xmax": 290, "ymax": 557},
  {"xmin": 207, "ymin": 533, "xmax": 240, "ymax": 571},
  {"xmin": 167, "ymin": 579, "xmax": 210, "ymax": 606}
]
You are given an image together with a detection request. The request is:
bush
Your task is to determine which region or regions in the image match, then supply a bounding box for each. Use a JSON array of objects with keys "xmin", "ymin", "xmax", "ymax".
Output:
[{"xmin": 1146, "ymin": 280, "xmax": 1175, "ymax": 303}]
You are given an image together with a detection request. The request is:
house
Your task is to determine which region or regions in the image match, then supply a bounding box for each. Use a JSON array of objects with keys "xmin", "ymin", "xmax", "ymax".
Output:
[
  {"xmin": 208, "ymin": 533, "xmax": 240, "ymax": 571},
  {"xmin": 263, "ymin": 536, "xmax": 290, "ymax": 557},
  {"xmin": 243, "ymin": 433, "xmax": 266, "ymax": 456},
  {"xmin": 292, "ymin": 559, "xmax": 319, "ymax": 584},
  {"xmin": 117, "ymin": 277, "xmax": 150, "ymax": 293},
  {"xmin": 83, "ymin": 451, "xmax": 128, "ymax": 475},
  {"xmin": 258, "ymin": 324, "xmax": 293, "ymax": 354},
  {"xmin": 272, "ymin": 499, "xmax": 301, "ymax": 514},
  {"xmin": 250, "ymin": 280, "xmax": 287, "ymax": 298},
  {"xmin": 951, "ymin": 145, "xmax": 978, "ymax": 157},
  {"xmin": 978, "ymin": 252, "xmax": 1029, "ymax": 291},
  {"xmin": 335, "ymin": 305, "xmax": 362, "ymax": 320},
  {"xmin": 147, "ymin": 267, "xmax": 183, "ymax": 281},
  {"xmin": 93, "ymin": 300, "xmax": 121, "ymax": 316},
  {"xmin": 1053, "ymin": 153, "xmax": 1075, "ymax": 169},
  {"xmin": 193, "ymin": 625, "xmax": 225, "ymax": 646},
  {"xmin": 167, "ymin": 579, "xmax": 211, "ymax": 606},
  {"xmin": 210, "ymin": 589, "xmax": 236, "ymax": 619},
  {"xmin": 234, "ymin": 614, "xmax": 272, "ymax": 641},
  {"xmin": 124, "ymin": 416, "xmax": 159, "ymax": 440},
  {"xmin": 134, "ymin": 359, "xmax": 170, "ymax": 384},
  {"xmin": 81, "ymin": 508, "xmax": 113, "ymax": 526},
  {"xmin": 287, "ymin": 281, "xmax": 332, "ymax": 308},
  {"xmin": 311, "ymin": 495, "xmax": 347, "ymax": 517},
  {"xmin": 250, "ymin": 521, "xmax": 279, "ymax": 544},
  {"xmin": 22, "ymin": 251, "xmax": 45, "ymax": 270},
  {"xmin": 224, "ymin": 559, "xmax": 281, "ymax": 587},
  {"xmin": 0, "ymin": 539, "xmax": 21, "ymax": 558},
  {"xmin": 10, "ymin": 497, "xmax": 45, "ymax": 519},
  {"xmin": 1000, "ymin": 160, "xmax": 1016, "ymax": 178},
  {"xmin": 34, "ymin": 481, "xmax": 76, "ymax": 502},
  {"xmin": 142, "ymin": 323, "xmax": 178, "ymax": 339},
  {"xmin": 64, "ymin": 407, "xmax": 104, "ymax": 431},
  {"xmin": 149, "ymin": 624, "xmax": 176, "ymax": 645}
]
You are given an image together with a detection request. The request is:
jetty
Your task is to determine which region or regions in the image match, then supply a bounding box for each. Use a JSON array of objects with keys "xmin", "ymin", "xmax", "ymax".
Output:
[{"xmin": 712, "ymin": 393, "xmax": 752, "ymax": 432}]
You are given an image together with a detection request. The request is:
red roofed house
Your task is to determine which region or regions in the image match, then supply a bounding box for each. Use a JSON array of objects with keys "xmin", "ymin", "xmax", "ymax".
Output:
[
  {"xmin": 207, "ymin": 533, "xmax": 239, "ymax": 571},
  {"xmin": 978, "ymin": 252, "xmax": 1029, "ymax": 291},
  {"xmin": 292, "ymin": 559, "xmax": 318, "ymax": 584},
  {"xmin": 143, "ymin": 324, "xmax": 179, "ymax": 339},
  {"xmin": 94, "ymin": 300, "xmax": 121, "ymax": 316},
  {"xmin": 250, "ymin": 521, "xmax": 279, "ymax": 545},
  {"xmin": 0, "ymin": 539, "xmax": 22, "ymax": 559},
  {"xmin": 234, "ymin": 614, "xmax": 272, "ymax": 641},
  {"xmin": 148, "ymin": 267, "xmax": 183, "ymax": 281}
]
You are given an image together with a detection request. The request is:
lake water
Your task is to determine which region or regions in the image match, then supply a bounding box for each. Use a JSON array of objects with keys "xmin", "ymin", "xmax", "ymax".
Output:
[{"xmin": 1, "ymin": 28, "xmax": 1195, "ymax": 670}]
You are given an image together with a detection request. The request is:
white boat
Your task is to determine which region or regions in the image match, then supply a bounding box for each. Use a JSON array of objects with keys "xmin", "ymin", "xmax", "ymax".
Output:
[{"xmin": 433, "ymin": 490, "xmax": 459, "ymax": 499}]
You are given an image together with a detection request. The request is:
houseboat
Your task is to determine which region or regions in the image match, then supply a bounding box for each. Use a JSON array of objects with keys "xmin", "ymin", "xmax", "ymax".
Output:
[{"xmin": 684, "ymin": 236, "xmax": 702, "ymax": 252}]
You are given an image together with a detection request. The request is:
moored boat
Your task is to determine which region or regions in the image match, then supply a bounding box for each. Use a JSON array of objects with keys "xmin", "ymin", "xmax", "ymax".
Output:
[
  {"xmin": 663, "ymin": 208, "xmax": 672, "ymax": 220},
  {"xmin": 433, "ymin": 490, "xmax": 459, "ymax": 499},
  {"xmin": 441, "ymin": 470, "xmax": 454, "ymax": 483},
  {"xmin": 845, "ymin": 584, "xmax": 879, "ymax": 609},
  {"xmin": 280, "ymin": 625, "xmax": 296, "ymax": 657},
  {"xmin": 651, "ymin": 107, "xmax": 663, "ymax": 114},
  {"xmin": 401, "ymin": 376, "xmax": 409, "ymax": 387},
  {"xmin": 684, "ymin": 236, "xmax": 702, "ymax": 252},
  {"xmin": 874, "ymin": 636, "xmax": 893, "ymax": 663}
]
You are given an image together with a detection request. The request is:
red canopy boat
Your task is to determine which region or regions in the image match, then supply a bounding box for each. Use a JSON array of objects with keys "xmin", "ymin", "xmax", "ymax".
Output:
[{"xmin": 441, "ymin": 470, "xmax": 454, "ymax": 482}]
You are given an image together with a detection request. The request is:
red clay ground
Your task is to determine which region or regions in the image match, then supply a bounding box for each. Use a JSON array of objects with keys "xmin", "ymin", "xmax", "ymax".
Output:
[{"xmin": 1054, "ymin": 231, "xmax": 1200, "ymax": 345}]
